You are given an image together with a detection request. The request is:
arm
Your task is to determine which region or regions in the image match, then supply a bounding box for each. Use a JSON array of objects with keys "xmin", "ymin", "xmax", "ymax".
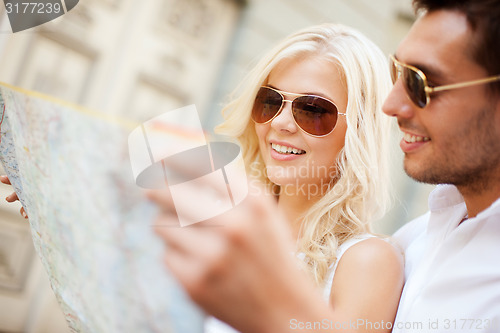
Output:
[
  {"xmin": 328, "ymin": 238, "xmax": 404, "ymax": 333},
  {"xmin": 149, "ymin": 180, "xmax": 404, "ymax": 332},
  {"xmin": 150, "ymin": 187, "xmax": 334, "ymax": 332}
]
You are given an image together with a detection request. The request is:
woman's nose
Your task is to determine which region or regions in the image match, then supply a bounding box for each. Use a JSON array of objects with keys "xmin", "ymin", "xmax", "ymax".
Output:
[{"xmin": 270, "ymin": 100, "xmax": 299, "ymax": 134}]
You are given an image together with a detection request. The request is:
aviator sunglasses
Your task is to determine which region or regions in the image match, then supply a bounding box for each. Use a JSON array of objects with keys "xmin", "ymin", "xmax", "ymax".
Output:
[
  {"xmin": 251, "ymin": 86, "xmax": 345, "ymax": 137},
  {"xmin": 390, "ymin": 54, "xmax": 500, "ymax": 108}
]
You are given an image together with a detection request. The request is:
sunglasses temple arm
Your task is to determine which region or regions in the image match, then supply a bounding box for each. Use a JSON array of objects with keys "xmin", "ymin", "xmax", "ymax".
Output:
[{"xmin": 427, "ymin": 75, "xmax": 500, "ymax": 93}]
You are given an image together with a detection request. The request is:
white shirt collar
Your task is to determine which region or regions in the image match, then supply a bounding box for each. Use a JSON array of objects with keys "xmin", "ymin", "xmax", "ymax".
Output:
[
  {"xmin": 428, "ymin": 184, "xmax": 464, "ymax": 212},
  {"xmin": 428, "ymin": 184, "xmax": 500, "ymax": 221}
]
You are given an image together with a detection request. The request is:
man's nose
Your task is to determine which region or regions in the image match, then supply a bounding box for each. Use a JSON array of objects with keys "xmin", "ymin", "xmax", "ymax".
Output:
[{"xmin": 382, "ymin": 80, "xmax": 415, "ymax": 120}]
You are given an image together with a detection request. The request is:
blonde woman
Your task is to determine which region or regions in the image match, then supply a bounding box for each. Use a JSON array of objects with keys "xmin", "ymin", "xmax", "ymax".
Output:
[{"xmin": 216, "ymin": 22, "xmax": 399, "ymax": 291}]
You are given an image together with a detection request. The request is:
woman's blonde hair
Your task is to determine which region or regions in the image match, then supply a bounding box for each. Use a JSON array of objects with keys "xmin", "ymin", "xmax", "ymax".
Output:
[{"xmin": 216, "ymin": 23, "xmax": 393, "ymax": 285}]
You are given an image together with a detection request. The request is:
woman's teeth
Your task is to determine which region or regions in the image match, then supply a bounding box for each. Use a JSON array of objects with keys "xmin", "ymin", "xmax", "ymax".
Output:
[
  {"xmin": 404, "ymin": 133, "xmax": 430, "ymax": 143},
  {"xmin": 271, "ymin": 143, "xmax": 305, "ymax": 155}
]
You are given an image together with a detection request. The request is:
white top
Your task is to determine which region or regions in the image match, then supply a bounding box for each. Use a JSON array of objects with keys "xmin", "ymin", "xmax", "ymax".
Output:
[
  {"xmin": 393, "ymin": 185, "xmax": 500, "ymax": 333},
  {"xmin": 204, "ymin": 316, "xmax": 238, "ymax": 333},
  {"xmin": 204, "ymin": 233, "xmax": 375, "ymax": 333}
]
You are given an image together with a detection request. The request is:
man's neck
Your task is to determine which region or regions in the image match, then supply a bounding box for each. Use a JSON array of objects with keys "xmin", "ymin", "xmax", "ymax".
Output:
[{"xmin": 458, "ymin": 183, "xmax": 500, "ymax": 218}]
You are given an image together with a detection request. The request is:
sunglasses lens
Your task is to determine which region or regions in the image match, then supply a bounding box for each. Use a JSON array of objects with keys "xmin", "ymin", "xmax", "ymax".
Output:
[
  {"xmin": 252, "ymin": 87, "xmax": 283, "ymax": 123},
  {"xmin": 403, "ymin": 67, "xmax": 427, "ymax": 108},
  {"xmin": 390, "ymin": 58, "xmax": 399, "ymax": 84},
  {"xmin": 293, "ymin": 96, "xmax": 338, "ymax": 136}
]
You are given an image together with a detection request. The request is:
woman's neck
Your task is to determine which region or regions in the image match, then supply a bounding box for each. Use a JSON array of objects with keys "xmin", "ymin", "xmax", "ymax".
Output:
[{"xmin": 277, "ymin": 184, "xmax": 322, "ymax": 240}]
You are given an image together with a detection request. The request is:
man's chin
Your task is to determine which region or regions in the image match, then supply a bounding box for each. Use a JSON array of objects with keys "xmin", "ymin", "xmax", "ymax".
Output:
[{"xmin": 403, "ymin": 162, "xmax": 441, "ymax": 185}]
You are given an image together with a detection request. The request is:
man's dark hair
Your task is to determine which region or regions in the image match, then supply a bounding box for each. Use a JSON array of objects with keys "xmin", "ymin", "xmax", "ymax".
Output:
[{"xmin": 413, "ymin": 0, "xmax": 500, "ymax": 95}]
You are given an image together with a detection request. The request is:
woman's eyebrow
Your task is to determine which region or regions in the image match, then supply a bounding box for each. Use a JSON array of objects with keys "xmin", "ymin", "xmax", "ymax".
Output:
[{"xmin": 265, "ymin": 84, "xmax": 333, "ymax": 100}]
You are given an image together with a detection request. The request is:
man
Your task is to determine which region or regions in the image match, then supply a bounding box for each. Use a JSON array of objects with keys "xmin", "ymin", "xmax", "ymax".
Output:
[
  {"xmin": 4, "ymin": 0, "xmax": 500, "ymax": 331},
  {"xmin": 382, "ymin": 0, "xmax": 500, "ymax": 331},
  {"xmin": 378, "ymin": 0, "xmax": 500, "ymax": 332}
]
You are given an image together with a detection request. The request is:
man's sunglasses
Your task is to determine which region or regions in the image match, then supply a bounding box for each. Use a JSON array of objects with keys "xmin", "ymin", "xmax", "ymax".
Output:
[
  {"xmin": 390, "ymin": 54, "xmax": 500, "ymax": 108},
  {"xmin": 251, "ymin": 86, "xmax": 345, "ymax": 137}
]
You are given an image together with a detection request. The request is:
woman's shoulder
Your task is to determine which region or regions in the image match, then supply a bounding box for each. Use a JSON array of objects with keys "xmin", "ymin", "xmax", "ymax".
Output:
[
  {"xmin": 323, "ymin": 235, "xmax": 404, "ymax": 303},
  {"xmin": 329, "ymin": 234, "xmax": 404, "ymax": 280},
  {"xmin": 339, "ymin": 236, "xmax": 404, "ymax": 273},
  {"xmin": 329, "ymin": 237, "xmax": 405, "ymax": 323}
]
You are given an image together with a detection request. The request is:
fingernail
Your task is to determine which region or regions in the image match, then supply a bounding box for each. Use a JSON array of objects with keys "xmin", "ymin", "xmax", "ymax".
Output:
[{"xmin": 22, "ymin": 211, "xmax": 27, "ymax": 219}]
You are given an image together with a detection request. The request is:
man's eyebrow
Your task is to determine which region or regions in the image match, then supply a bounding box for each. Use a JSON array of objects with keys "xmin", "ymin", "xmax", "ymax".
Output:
[{"xmin": 394, "ymin": 54, "xmax": 446, "ymax": 80}]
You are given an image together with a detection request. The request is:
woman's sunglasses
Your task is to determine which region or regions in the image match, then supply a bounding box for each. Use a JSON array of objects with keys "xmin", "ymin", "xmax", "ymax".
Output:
[
  {"xmin": 390, "ymin": 54, "xmax": 500, "ymax": 108},
  {"xmin": 251, "ymin": 86, "xmax": 345, "ymax": 137}
]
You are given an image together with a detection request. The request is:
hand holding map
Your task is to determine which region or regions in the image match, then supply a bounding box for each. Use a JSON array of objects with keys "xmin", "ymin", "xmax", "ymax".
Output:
[{"xmin": 1, "ymin": 175, "xmax": 27, "ymax": 218}]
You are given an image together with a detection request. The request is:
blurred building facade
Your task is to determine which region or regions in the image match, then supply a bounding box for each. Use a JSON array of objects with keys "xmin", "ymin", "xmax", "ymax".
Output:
[{"xmin": 0, "ymin": 0, "xmax": 433, "ymax": 332}]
